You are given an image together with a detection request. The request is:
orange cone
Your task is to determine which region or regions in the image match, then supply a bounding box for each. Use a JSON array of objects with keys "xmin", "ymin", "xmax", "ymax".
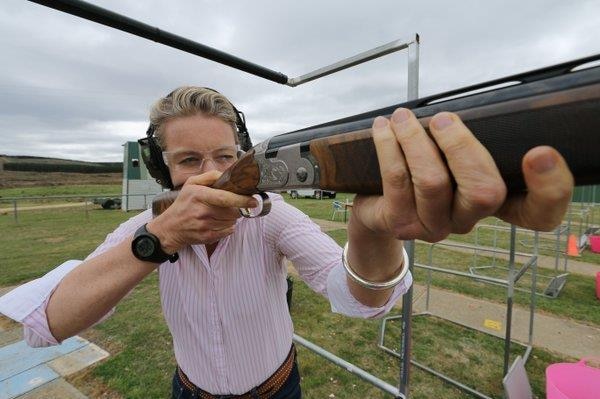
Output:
[{"xmin": 567, "ymin": 234, "xmax": 580, "ymax": 257}]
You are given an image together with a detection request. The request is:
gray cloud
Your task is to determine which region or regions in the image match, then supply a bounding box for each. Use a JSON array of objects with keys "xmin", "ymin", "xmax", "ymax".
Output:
[{"xmin": 1, "ymin": 0, "xmax": 599, "ymax": 161}]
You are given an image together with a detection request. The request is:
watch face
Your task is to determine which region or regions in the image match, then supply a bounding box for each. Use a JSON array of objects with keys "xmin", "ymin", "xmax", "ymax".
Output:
[{"xmin": 135, "ymin": 237, "xmax": 156, "ymax": 258}]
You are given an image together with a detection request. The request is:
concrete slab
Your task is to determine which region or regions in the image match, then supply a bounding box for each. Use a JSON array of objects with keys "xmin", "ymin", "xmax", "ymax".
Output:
[
  {"xmin": 18, "ymin": 378, "xmax": 88, "ymax": 399},
  {"xmin": 48, "ymin": 343, "xmax": 109, "ymax": 376},
  {"xmin": 0, "ymin": 364, "xmax": 58, "ymax": 399},
  {"xmin": 0, "ymin": 328, "xmax": 22, "ymax": 347},
  {"xmin": 0, "ymin": 337, "xmax": 87, "ymax": 382},
  {"xmin": 0, "ymin": 314, "xmax": 19, "ymax": 333}
]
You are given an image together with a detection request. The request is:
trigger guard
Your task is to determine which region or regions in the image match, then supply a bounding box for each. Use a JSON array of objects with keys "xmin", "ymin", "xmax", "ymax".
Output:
[{"xmin": 239, "ymin": 192, "xmax": 271, "ymax": 218}]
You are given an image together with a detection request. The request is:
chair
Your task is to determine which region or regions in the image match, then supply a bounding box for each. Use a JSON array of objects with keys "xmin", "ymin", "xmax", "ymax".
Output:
[{"xmin": 331, "ymin": 200, "xmax": 345, "ymax": 221}]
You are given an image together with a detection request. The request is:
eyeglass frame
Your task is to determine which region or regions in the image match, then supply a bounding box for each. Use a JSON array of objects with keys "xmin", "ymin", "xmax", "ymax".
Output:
[{"xmin": 161, "ymin": 145, "xmax": 241, "ymax": 174}]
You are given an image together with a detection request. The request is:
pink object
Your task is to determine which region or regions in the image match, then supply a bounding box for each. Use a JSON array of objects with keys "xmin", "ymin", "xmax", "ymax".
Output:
[
  {"xmin": 590, "ymin": 235, "xmax": 600, "ymax": 253},
  {"xmin": 546, "ymin": 358, "xmax": 600, "ymax": 399}
]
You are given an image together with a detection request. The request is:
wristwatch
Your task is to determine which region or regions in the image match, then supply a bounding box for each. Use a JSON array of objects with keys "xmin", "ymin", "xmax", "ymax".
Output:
[{"xmin": 131, "ymin": 223, "xmax": 179, "ymax": 263}]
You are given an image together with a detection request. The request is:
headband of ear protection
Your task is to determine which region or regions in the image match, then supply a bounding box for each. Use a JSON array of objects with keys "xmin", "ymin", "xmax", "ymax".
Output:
[{"xmin": 138, "ymin": 88, "xmax": 253, "ymax": 189}]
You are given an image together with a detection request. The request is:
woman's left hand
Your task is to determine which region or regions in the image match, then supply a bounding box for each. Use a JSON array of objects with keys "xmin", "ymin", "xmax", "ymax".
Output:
[{"xmin": 350, "ymin": 108, "xmax": 574, "ymax": 242}]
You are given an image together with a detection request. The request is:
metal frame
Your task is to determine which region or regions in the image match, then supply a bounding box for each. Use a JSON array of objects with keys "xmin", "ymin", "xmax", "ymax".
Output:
[
  {"xmin": 286, "ymin": 37, "xmax": 418, "ymax": 87},
  {"xmin": 472, "ymin": 223, "xmax": 568, "ymax": 298},
  {"xmin": 379, "ymin": 227, "xmax": 538, "ymax": 399},
  {"xmin": 566, "ymin": 202, "xmax": 595, "ymax": 250},
  {"xmin": 292, "ymin": 36, "xmax": 420, "ymax": 399}
]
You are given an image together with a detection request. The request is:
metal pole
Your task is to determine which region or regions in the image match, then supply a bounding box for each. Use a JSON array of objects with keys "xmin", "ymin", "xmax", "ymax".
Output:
[
  {"xmin": 84, "ymin": 199, "xmax": 89, "ymax": 219},
  {"xmin": 293, "ymin": 334, "xmax": 403, "ymax": 398},
  {"xmin": 529, "ymin": 232, "xmax": 539, "ymax": 347},
  {"xmin": 398, "ymin": 34, "xmax": 419, "ymax": 398},
  {"xmin": 287, "ymin": 38, "xmax": 413, "ymax": 87},
  {"xmin": 13, "ymin": 200, "xmax": 18, "ymax": 224},
  {"xmin": 398, "ymin": 241, "xmax": 414, "ymax": 396},
  {"xmin": 565, "ymin": 204, "xmax": 572, "ymax": 272},
  {"xmin": 554, "ymin": 226, "xmax": 560, "ymax": 273},
  {"xmin": 406, "ymin": 35, "xmax": 420, "ymax": 102},
  {"xmin": 27, "ymin": 0, "xmax": 289, "ymax": 84},
  {"xmin": 504, "ymin": 225, "xmax": 516, "ymax": 376},
  {"xmin": 426, "ymin": 245, "xmax": 432, "ymax": 311}
]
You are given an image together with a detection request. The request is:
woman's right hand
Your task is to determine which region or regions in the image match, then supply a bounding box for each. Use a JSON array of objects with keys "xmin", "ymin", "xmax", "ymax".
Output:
[{"xmin": 146, "ymin": 170, "xmax": 258, "ymax": 254}]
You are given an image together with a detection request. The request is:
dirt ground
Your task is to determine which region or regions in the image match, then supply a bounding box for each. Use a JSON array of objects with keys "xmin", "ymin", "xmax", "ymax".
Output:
[{"xmin": 0, "ymin": 171, "xmax": 122, "ymax": 188}]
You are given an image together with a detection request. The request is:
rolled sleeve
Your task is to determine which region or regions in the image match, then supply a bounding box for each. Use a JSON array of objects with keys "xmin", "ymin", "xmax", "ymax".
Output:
[
  {"xmin": 326, "ymin": 263, "xmax": 412, "ymax": 319},
  {"xmin": 0, "ymin": 260, "xmax": 83, "ymax": 347},
  {"xmin": 22, "ymin": 296, "xmax": 59, "ymax": 347}
]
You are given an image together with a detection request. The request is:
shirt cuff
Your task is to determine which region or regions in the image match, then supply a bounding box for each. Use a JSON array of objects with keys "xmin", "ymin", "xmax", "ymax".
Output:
[
  {"xmin": 22, "ymin": 296, "xmax": 59, "ymax": 347},
  {"xmin": 326, "ymin": 262, "xmax": 413, "ymax": 319},
  {"xmin": 0, "ymin": 260, "xmax": 83, "ymax": 322},
  {"xmin": 0, "ymin": 260, "xmax": 83, "ymax": 347}
]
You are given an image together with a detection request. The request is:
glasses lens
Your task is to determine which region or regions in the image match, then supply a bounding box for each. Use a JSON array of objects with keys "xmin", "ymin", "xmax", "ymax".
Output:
[
  {"xmin": 163, "ymin": 146, "xmax": 238, "ymax": 173},
  {"xmin": 210, "ymin": 147, "xmax": 237, "ymax": 166}
]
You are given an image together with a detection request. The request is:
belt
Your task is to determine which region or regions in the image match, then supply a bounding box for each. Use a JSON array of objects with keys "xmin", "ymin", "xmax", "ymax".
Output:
[{"xmin": 177, "ymin": 345, "xmax": 296, "ymax": 399}]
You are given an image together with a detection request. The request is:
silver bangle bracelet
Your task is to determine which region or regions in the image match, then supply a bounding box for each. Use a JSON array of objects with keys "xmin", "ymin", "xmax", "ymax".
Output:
[{"xmin": 342, "ymin": 242, "xmax": 409, "ymax": 290}]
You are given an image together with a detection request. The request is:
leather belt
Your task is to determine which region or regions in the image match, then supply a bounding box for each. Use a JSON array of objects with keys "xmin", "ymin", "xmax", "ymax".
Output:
[{"xmin": 177, "ymin": 345, "xmax": 296, "ymax": 399}]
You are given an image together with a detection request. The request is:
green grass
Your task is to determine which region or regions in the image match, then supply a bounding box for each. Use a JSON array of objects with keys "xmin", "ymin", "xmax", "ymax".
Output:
[
  {"xmin": 81, "ymin": 273, "xmax": 175, "ymax": 398},
  {"xmin": 0, "ymin": 207, "xmax": 138, "ymax": 286},
  {"xmin": 1, "ymin": 193, "xmax": 595, "ymax": 398},
  {"xmin": 295, "ymin": 285, "xmax": 566, "ymax": 399},
  {"xmin": 75, "ymin": 268, "xmax": 566, "ymax": 399},
  {"xmin": 0, "ymin": 184, "xmax": 121, "ymax": 198},
  {"xmin": 0, "ymin": 185, "xmax": 122, "ymax": 209}
]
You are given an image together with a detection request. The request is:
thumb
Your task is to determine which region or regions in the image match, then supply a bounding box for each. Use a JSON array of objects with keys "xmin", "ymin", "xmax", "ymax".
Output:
[{"xmin": 496, "ymin": 146, "xmax": 573, "ymax": 231}]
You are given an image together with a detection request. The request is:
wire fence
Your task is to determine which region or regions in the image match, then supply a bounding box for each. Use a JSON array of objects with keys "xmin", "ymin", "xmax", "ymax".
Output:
[{"xmin": 0, "ymin": 193, "xmax": 158, "ymax": 224}]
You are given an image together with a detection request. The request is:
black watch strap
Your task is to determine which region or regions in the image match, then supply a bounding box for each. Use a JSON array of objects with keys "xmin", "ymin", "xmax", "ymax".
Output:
[{"xmin": 131, "ymin": 223, "xmax": 179, "ymax": 263}]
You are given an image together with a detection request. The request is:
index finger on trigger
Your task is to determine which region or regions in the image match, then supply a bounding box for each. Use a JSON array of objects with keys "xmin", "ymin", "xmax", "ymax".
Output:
[{"xmin": 194, "ymin": 185, "xmax": 259, "ymax": 209}]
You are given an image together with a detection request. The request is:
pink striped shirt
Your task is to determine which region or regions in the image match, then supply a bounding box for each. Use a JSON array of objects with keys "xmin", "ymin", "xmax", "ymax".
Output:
[{"xmin": 0, "ymin": 193, "xmax": 411, "ymax": 395}]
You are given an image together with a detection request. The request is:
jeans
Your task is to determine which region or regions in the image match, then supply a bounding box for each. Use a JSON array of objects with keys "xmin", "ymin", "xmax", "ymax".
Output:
[{"xmin": 171, "ymin": 361, "xmax": 302, "ymax": 399}]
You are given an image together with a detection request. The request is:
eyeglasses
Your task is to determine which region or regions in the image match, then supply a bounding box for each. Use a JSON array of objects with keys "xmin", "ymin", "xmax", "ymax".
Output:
[{"xmin": 162, "ymin": 145, "xmax": 239, "ymax": 173}]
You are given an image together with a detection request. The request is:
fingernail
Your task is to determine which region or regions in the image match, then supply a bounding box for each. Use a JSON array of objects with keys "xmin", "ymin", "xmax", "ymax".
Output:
[
  {"xmin": 530, "ymin": 152, "xmax": 557, "ymax": 174},
  {"xmin": 373, "ymin": 116, "xmax": 388, "ymax": 129},
  {"xmin": 249, "ymin": 199, "xmax": 259, "ymax": 208},
  {"xmin": 431, "ymin": 113, "xmax": 454, "ymax": 130},
  {"xmin": 392, "ymin": 108, "xmax": 411, "ymax": 124}
]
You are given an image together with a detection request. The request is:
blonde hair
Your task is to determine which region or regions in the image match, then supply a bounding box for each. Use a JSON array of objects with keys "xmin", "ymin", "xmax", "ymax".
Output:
[{"xmin": 149, "ymin": 86, "xmax": 238, "ymax": 148}]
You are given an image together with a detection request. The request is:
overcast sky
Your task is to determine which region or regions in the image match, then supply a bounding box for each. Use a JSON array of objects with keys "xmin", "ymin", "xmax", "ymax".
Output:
[{"xmin": 1, "ymin": 0, "xmax": 599, "ymax": 161}]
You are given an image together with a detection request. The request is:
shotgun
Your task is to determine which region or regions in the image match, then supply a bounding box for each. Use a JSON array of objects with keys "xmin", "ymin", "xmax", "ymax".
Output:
[{"xmin": 153, "ymin": 53, "xmax": 600, "ymax": 216}]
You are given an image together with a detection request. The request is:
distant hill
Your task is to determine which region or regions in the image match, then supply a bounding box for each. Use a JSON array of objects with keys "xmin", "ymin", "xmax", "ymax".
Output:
[{"xmin": 0, "ymin": 155, "xmax": 122, "ymax": 174}]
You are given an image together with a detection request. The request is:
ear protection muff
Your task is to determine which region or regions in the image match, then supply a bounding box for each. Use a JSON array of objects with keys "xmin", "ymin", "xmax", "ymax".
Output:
[{"xmin": 138, "ymin": 88, "xmax": 253, "ymax": 190}]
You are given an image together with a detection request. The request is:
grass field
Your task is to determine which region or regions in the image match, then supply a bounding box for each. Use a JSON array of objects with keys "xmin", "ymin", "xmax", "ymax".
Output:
[
  {"xmin": 68, "ymin": 271, "xmax": 564, "ymax": 399},
  {"xmin": 1, "ymin": 189, "xmax": 598, "ymax": 398},
  {"xmin": 0, "ymin": 184, "xmax": 121, "ymax": 198}
]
